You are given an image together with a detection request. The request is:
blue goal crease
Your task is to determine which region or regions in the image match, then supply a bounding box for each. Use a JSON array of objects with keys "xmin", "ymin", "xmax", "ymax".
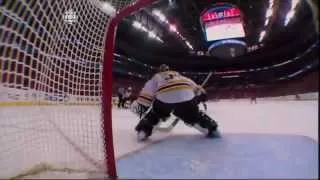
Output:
[{"xmin": 117, "ymin": 133, "xmax": 318, "ymax": 179}]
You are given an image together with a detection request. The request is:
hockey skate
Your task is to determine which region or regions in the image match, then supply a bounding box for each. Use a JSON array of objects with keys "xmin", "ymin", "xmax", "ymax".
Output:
[
  {"xmin": 137, "ymin": 131, "xmax": 149, "ymax": 141},
  {"xmin": 136, "ymin": 128, "xmax": 153, "ymax": 141},
  {"xmin": 207, "ymin": 128, "xmax": 221, "ymax": 138},
  {"xmin": 135, "ymin": 119, "xmax": 153, "ymax": 141},
  {"xmin": 190, "ymin": 123, "xmax": 220, "ymax": 138},
  {"xmin": 184, "ymin": 110, "xmax": 221, "ymax": 138},
  {"xmin": 200, "ymin": 111, "xmax": 221, "ymax": 138}
]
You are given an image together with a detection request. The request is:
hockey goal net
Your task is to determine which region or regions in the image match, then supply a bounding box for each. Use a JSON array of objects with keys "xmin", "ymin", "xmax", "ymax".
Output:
[{"xmin": 0, "ymin": 0, "xmax": 152, "ymax": 178}]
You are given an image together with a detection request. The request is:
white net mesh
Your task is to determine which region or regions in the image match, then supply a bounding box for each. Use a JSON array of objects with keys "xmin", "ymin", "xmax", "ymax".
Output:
[{"xmin": 0, "ymin": 0, "xmax": 135, "ymax": 178}]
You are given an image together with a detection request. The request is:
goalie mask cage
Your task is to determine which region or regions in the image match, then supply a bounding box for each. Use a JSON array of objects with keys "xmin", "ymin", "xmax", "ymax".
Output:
[{"xmin": 0, "ymin": 0, "xmax": 155, "ymax": 178}]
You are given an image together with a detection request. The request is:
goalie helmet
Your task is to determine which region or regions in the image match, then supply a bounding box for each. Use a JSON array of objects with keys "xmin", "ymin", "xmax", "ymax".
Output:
[{"xmin": 158, "ymin": 64, "xmax": 170, "ymax": 72}]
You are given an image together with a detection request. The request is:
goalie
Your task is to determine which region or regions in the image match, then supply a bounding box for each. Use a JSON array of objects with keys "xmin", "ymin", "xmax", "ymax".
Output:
[{"xmin": 131, "ymin": 64, "xmax": 219, "ymax": 141}]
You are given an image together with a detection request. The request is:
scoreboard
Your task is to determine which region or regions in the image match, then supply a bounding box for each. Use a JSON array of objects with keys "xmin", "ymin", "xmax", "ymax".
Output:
[
  {"xmin": 200, "ymin": 4, "xmax": 245, "ymax": 42},
  {"xmin": 200, "ymin": 3, "xmax": 247, "ymax": 59}
]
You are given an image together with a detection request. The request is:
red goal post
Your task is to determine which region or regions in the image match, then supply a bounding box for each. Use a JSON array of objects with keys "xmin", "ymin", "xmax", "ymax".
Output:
[{"xmin": 102, "ymin": 0, "xmax": 156, "ymax": 178}]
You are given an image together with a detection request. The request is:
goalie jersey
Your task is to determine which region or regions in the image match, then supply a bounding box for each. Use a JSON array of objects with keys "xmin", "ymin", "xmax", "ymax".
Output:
[
  {"xmin": 136, "ymin": 79, "xmax": 154, "ymax": 107},
  {"xmin": 137, "ymin": 71, "xmax": 201, "ymax": 105}
]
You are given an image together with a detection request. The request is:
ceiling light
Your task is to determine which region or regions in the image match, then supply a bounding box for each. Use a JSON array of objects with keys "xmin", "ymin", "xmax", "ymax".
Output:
[
  {"xmin": 100, "ymin": 2, "xmax": 116, "ymax": 16},
  {"xmin": 266, "ymin": 9, "xmax": 273, "ymax": 18},
  {"xmin": 169, "ymin": 0, "xmax": 175, "ymax": 6},
  {"xmin": 154, "ymin": 36, "xmax": 163, "ymax": 43},
  {"xmin": 284, "ymin": 0, "xmax": 300, "ymax": 26},
  {"xmin": 159, "ymin": 15, "xmax": 166, "ymax": 22},
  {"xmin": 288, "ymin": 70, "xmax": 303, "ymax": 78},
  {"xmin": 185, "ymin": 41, "xmax": 193, "ymax": 50},
  {"xmin": 284, "ymin": 10, "xmax": 295, "ymax": 26},
  {"xmin": 152, "ymin": 9, "xmax": 160, "ymax": 16},
  {"xmin": 259, "ymin": 31, "xmax": 266, "ymax": 42},
  {"xmin": 152, "ymin": 9, "xmax": 166, "ymax": 22},
  {"xmin": 132, "ymin": 21, "xmax": 142, "ymax": 29},
  {"xmin": 153, "ymin": 9, "xmax": 191, "ymax": 46},
  {"xmin": 148, "ymin": 31, "xmax": 156, "ymax": 38},
  {"xmin": 286, "ymin": 10, "xmax": 295, "ymax": 19},
  {"xmin": 140, "ymin": 26, "xmax": 147, "ymax": 32},
  {"xmin": 269, "ymin": 0, "xmax": 274, "ymax": 8},
  {"xmin": 169, "ymin": 24, "xmax": 177, "ymax": 32},
  {"xmin": 132, "ymin": 21, "xmax": 164, "ymax": 43},
  {"xmin": 291, "ymin": 0, "xmax": 300, "ymax": 9}
]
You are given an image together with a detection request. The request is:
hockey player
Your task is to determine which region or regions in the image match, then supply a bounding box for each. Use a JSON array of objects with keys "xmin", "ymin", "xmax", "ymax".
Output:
[
  {"xmin": 117, "ymin": 87, "xmax": 125, "ymax": 108},
  {"xmin": 134, "ymin": 64, "xmax": 219, "ymax": 141},
  {"xmin": 123, "ymin": 86, "xmax": 133, "ymax": 108}
]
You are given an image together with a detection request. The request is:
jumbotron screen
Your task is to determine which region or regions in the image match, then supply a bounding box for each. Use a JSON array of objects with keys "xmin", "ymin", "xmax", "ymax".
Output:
[
  {"xmin": 201, "ymin": 5, "xmax": 245, "ymax": 42},
  {"xmin": 204, "ymin": 17, "xmax": 245, "ymax": 41}
]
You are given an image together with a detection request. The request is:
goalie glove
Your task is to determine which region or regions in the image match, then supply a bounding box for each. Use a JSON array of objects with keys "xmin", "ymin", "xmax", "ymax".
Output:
[{"xmin": 130, "ymin": 100, "xmax": 150, "ymax": 118}]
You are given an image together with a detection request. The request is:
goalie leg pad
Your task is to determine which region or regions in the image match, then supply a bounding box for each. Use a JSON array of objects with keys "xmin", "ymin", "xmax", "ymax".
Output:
[
  {"xmin": 134, "ymin": 108, "xmax": 164, "ymax": 139},
  {"xmin": 198, "ymin": 111, "xmax": 220, "ymax": 137},
  {"xmin": 183, "ymin": 122, "xmax": 208, "ymax": 134},
  {"xmin": 185, "ymin": 111, "xmax": 219, "ymax": 137},
  {"xmin": 135, "ymin": 119, "xmax": 153, "ymax": 139},
  {"xmin": 198, "ymin": 111, "xmax": 218, "ymax": 131}
]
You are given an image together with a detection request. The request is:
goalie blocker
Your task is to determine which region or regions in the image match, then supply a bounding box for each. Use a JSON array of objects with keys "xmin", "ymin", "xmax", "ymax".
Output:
[{"xmin": 134, "ymin": 64, "xmax": 219, "ymax": 141}]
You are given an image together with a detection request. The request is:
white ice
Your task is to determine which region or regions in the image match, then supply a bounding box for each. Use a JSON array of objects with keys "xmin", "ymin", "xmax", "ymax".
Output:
[
  {"xmin": 113, "ymin": 99, "xmax": 318, "ymax": 160},
  {"xmin": 0, "ymin": 99, "xmax": 318, "ymax": 178}
]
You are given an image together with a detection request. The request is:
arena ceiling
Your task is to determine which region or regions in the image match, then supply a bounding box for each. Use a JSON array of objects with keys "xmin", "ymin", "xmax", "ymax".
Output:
[{"xmin": 114, "ymin": 0, "xmax": 318, "ymax": 86}]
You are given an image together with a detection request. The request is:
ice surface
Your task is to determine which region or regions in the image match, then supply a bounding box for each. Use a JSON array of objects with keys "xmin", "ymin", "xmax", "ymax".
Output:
[
  {"xmin": 0, "ymin": 99, "xmax": 318, "ymax": 178},
  {"xmin": 117, "ymin": 133, "xmax": 318, "ymax": 179},
  {"xmin": 114, "ymin": 99, "xmax": 318, "ymax": 159},
  {"xmin": 114, "ymin": 99, "xmax": 318, "ymax": 179}
]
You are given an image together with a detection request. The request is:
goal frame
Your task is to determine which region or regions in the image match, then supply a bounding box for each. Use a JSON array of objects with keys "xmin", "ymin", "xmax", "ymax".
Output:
[{"xmin": 102, "ymin": 0, "xmax": 157, "ymax": 178}]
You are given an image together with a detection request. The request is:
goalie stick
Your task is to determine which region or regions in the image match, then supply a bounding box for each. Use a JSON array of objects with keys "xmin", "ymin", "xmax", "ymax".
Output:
[
  {"xmin": 154, "ymin": 71, "xmax": 214, "ymax": 132},
  {"xmin": 201, "ymin": 71, "xmax": 214, "ymax": 87}
]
